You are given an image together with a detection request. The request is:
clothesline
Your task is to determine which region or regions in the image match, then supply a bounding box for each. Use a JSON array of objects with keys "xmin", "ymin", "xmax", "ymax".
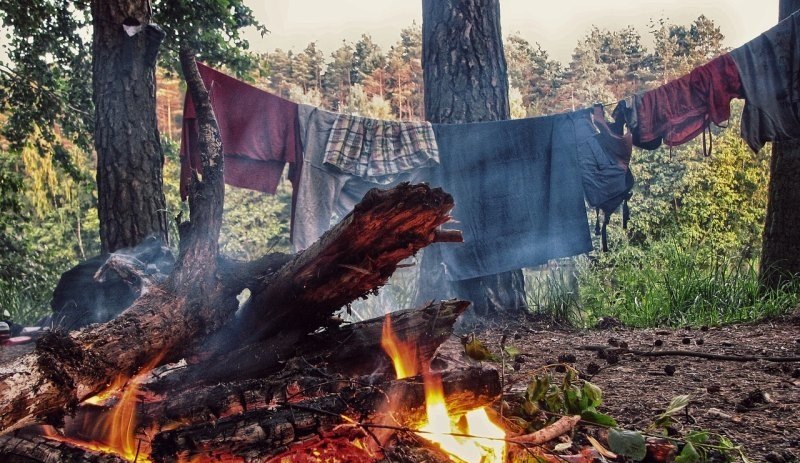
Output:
[{"xmin": 179, "ymin": 10, "xmax": 800, "ymax": 281}]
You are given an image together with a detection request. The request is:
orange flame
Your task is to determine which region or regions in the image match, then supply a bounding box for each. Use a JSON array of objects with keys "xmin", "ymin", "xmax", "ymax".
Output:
[
  {"xmin": 417, "ymin": 372, "xmax": 506, "ymax": 463},
  {"xmin": 39, "ymin": 353, "xmax": 167, "ymax": 462},
  {"xmin": 380, "ymin": 314, "xmax": 418, "ymax": 379},
  {"xmin": 380, "ymin": 313, "xmax": 506, "ymax": 462},
  {"xmin": 89, "ymin": 352, "xmax": 165, "ymax": 461}
]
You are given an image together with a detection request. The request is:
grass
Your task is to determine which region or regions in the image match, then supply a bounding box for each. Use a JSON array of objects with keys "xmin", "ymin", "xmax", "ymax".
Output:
[
  {"xmin": 0, "ymin": 281, "xmax": 55, "ymax": 326},
  {"xmin": 575, "ymin": 239, "xmax": 799, "ymax": 328}
]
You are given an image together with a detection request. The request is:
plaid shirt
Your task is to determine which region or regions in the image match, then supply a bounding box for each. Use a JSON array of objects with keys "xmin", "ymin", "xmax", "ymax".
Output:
[{"xmin": 324, "ymin": 113, "xmax": 439, "ymax": 182}]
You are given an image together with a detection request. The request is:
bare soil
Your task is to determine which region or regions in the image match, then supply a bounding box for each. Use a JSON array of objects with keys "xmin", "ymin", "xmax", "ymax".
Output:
[{"xmin": 437, "ymin": 312, "xmax": 800, "ymax": 462}]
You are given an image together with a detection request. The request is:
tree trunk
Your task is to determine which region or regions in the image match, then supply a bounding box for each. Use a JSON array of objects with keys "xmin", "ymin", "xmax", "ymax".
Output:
[
  {"xmin": 92, "ymin": 0, "xmax": 169, "ymax": 253},
  {"xmin": 760, "ymin": 0, "xmax": 800, "ymax": 290},
  {"xmin": 418, "ymin": 0, "xmax": 527, "ymax": 320}
]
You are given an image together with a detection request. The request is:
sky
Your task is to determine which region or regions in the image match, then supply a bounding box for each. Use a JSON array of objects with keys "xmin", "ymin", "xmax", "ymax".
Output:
[{"xmin": 243, "ymin": 0, "xmax": 781, "ymax": 63}]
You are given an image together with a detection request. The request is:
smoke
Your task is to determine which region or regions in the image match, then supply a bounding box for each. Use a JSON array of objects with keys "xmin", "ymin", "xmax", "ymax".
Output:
[{"xmin": 49, "ymin": 235, "xmax": 174, "ymax": 330}]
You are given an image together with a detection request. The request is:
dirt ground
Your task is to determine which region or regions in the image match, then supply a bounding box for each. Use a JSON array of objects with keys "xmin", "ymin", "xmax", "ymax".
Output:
[
  {"xmin": 435, "ymin": 312, "xmax": 800, "ymax": 462},
  {"xmin": 2, "ymin": 315, "xmax": 798, "ymax": 462}
]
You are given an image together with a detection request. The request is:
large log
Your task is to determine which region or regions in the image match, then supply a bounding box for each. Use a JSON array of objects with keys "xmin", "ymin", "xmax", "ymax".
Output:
[
  {"xmin": 0, "ymin": 433, "xmax": 128, "ymax": 463},
  {"xmin": 139, "ymin": 300, "xmax": 469, "ymax": 425},
  {"xmin": 150, "ymin": 367, "xmax": 501, "ymax": 462},
  {"xmin": 231, "ymin": 181, "xmax": 457, "ymax": 344}
]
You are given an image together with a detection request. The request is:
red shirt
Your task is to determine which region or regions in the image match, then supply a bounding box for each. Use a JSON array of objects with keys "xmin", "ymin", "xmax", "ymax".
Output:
[
  {"xmin": 637, "ymin": 53, "xmax": 743, "ymax": 147},
  {"xmin": 180, "ymin": 63, "xmax": 301, "ymax": 200}
]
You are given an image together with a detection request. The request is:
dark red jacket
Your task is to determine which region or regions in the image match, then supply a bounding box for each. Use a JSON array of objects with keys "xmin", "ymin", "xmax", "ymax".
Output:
[
  {"xmin": 180, "ymin": 63, "xmax": 301, "ymax": 200},
  {"xmin": 637, "ymin": 53, "xmax": 743, "ymax": 147}
]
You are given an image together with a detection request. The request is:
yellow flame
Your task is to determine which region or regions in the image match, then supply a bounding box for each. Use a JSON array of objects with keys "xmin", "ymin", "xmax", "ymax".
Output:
[
  {"xmin": 91, "ymin": 353, "xmax": 165, "ymax": 461},
  {"xmin": 381, "ymin": 314, "xmax": 418, "ymax": 379},
  {"xmin": 41, "ymin": 353, "xmax": 169, "ymax": 462},
  {"xmin": 417, "ymin": 373, "xmax": 506, "ymax": 463}
]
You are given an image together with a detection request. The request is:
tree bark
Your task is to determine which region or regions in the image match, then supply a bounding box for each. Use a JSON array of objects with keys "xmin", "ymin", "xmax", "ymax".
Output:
[
  {"xmin": 418, "ymin": 0, "xmax": 527, "ymax": 320},
  {"xmin": 92, "ymin": 0, "xmax": 169, "ymax": 253},
  {"xmin": 760, "ymin": 0, "xmax": 800, "ymax": 290}
]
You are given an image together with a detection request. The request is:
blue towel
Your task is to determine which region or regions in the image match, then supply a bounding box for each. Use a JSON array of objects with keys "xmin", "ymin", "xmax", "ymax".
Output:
[{"xmin": 429, "ymin": 110, "xmax": 593, "ymax": 281}]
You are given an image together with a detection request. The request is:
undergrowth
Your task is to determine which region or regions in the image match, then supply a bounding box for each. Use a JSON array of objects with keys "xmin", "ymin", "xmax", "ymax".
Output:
[{"xmin": 524, "ymin": 238, "xmax": 799, "ymax": 328}]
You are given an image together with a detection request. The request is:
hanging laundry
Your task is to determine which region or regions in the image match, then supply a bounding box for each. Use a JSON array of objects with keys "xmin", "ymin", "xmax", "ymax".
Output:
[
  {"xmin": 292, "ymin": 105, "xmax": 434, "ymax": 252},
  {"xmin": 179, "ymin": 63, "xmax": 301, "ymax": 200},
  {"xmin": 731, "ymin": 11, "xmax": 800, "ymax": 152},
  {"xmin": 634, "ymin": 53, "xmax": 742, "ymax": 149},
  {"xmin": 426, "ymin": 111, "xmax": 594, "ymax": 281},
  {"xmin": 324, "ymin": 113, "xmax": 439, "ymax": 183},
  {"xmin": 580, "ymin": 107, "xmax": 635, "ymax": 252},
  {"xmin": 610, "ymin": 94, "xmax": 663, "ymax": 150}
]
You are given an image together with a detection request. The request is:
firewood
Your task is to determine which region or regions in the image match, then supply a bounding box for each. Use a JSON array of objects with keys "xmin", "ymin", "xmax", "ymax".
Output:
[
  {"xmin": 149, "ymin": 367, "xmax": 501, "ymax": 462},
  {"xmin": 0, "ymin": 49, "xmax": 228, "ymax": 435},
  {"xmin": 0, "ymin": 433, "xmax": 128, "ymax": 463},
  {"xmin": 0, "ymin": 52, "xmax": 455, "ymax": 435},
  {"xmin": 230, "ymin": 181, "xmax": 457, "ymax": 345},
  {"xmin": 154, "ymin": 299, "xmax": 469, "ymax": 390}
]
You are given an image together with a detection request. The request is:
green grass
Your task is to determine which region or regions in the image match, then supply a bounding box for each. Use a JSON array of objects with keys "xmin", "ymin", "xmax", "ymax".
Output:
[
  {"xmin": 524, "ymin": 262, "xmax": 584, "ymax": 326},
  {"xmin": 575, "ymin": 239, "xmax": 798, "ymax": 328}
]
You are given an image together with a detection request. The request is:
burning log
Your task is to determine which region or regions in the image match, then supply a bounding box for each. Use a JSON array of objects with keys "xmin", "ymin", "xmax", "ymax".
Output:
[
  {"xmin": 0, "ymin": 51, "xmax": 455, "ymax": 435},
  {"xmin": 149, "ymin": 368, "xmax": 501, "ymax": 462},
  {"xmin": 153, "ymin": 299, "xmax": 469, "ymax": 390},
  {"xmin": 0, "ymin": 433, "xmax": 128, "ymax": 463}
]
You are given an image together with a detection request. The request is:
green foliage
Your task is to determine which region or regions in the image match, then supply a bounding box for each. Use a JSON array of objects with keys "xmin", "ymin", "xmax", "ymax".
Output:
[
  {"xmin": 0, "ymin": 144, "xmax": 99, "ymax": 325},
  {"xmin": 153, "ymin": 0, "xmax": 266, "ymax": 75},
  {"xmin": 523, "ymin": 263, "xmax": 583, "ymax": 326},
  {"xmin": 578, "ymin": 238, "xmax": 798, "ymax": 327},
  {"xmin": 0, "ymin": 0, "xmax": 264, "ymax": 153},
  {"xmin": 608, "ymin": 428, "xmax": 647, "ymax": 461},
  {"xmin": 522, "ymin": 367, "xmax": 616, "ymax": 430}
]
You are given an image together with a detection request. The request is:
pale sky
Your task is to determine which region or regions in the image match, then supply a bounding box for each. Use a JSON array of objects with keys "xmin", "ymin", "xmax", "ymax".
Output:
[{"xmin": 244, "ymin": 0, "xmax": 781, "ymax": 63}]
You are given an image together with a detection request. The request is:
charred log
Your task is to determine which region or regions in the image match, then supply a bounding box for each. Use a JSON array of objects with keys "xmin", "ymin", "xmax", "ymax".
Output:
[
  {"xmin": 157, "ymin": 299, "xmax": 468, "ymax": 390},
  {"xmin": 0, "ymin": 433, "xmax": 128, "ymax": 463},
  {"xmin": 150, "ymin": 367, "xmax": 501, "ymax": 462}
]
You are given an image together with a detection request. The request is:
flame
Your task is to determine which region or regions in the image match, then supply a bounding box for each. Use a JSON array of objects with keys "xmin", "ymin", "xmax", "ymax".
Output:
[
  {"xmin": 39, "ymin": 353, "xmax": 167, "ymax": 462},
  {"xmin": 380, "ymin": 313, "xmax": 505, "ymax": 462},
  {"xmin": 381, "ymin": 314, "xmax": 418, "ymax": 379},
  {"xmin": 416, "ymin": 372, "xmax": 506, "ymax": 463},
  {"xmin": 89, "ymin": 352, "xmax": 165, "ymax": 461}
]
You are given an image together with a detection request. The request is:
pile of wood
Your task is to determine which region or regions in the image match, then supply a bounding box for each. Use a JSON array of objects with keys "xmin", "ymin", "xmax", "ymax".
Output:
[{"xmin": 0, "ymin": 51, "xmax": 503, "ymax": 463}]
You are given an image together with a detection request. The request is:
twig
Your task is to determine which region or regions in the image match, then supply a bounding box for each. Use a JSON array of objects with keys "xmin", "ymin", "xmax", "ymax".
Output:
[{"xmin": 579, "ymin": 345, "xmax": 800, "ymax": 362}]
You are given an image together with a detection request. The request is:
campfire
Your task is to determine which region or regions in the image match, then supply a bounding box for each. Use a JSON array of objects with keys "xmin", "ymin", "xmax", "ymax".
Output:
[
  {"xmin": 0, "ymin": 54, "xmax": 580, "ymax": 463},
  {"xmin": 382, "ymin": 313, "xmax": 506, "ymax": 463},
  {"xmin": 20, "ymin": 307, "xmax": 508, "ymax": 463}
]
